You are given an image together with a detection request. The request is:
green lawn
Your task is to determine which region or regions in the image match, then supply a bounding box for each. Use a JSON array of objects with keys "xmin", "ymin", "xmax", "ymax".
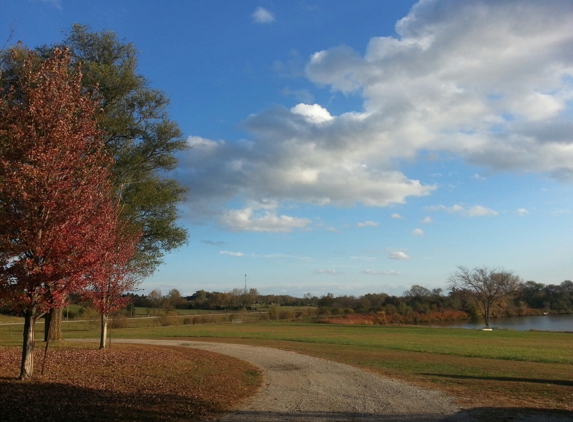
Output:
[{"xmin": 1, "ymin": 319, "xmax": 571, "ymax": 411}]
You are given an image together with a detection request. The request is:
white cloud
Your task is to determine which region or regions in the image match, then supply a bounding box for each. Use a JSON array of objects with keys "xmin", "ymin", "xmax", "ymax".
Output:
[
  {"xmin": 220, "ymin": 206, "xmax": 311, "ymax": 232},
  {"xmin": 517, "ymin": 208, "xmax": 529, "ymax": 215},
  {"xmin": 411, "ymin": 228, "xmax": 424, "ymax": 236},
  {"xmin": 391, "ymin": 213, "xmax": 404, "ymax": 219},
  {"xmin": 179, "ymin": 126, "xmax": 435, "ymax": 220},
  {"xmin": 220, "ymin": 251, "xmax": 244, "ymax": 257},
  {"xmin": 315, "ymin": 268, "xmax": 343, "ymax": 275},
  {"xmin": 389, "ymin": 251, "xmax": 410, "ymax": 260},
  {"xmin": 178, "ymin": 1, "xmax": 573, "ymax": 229},
  {"xmin": 305, "ymin": 1, "xmax": 573, "ymax": 180},
  {"xmin": 357, "ymin": 220, "xmax": 379, "ymax": 227},
  {"xmin": 426, "ymin": 204, "xmax": 498, "ymax": 217},
  {"xmin": 252, "ymin": 7, "xmax": 275, "ymax": 23},
  {"xmin": 187, "ymin": 136, "xmax": 221, "ymax": 152},
  {"xmin": 363, "ymin": 270, "xmax": 400, "ymax": 276},
  {"xmin": 466, "ymin": 205, "xmax": 499, "ymax": 217},
  {"xmin": 422, "ymin": 216, "xmax": 433, "ymax": 224},
  {"xmin": 291, "ymin": 103, "xmax": 333, "ymax": 124}
]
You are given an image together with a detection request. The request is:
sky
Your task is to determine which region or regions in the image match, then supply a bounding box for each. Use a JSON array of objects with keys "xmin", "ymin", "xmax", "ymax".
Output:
[{"xmin": 2, "ymin": 0, "xmax": 572, "ymax": 298}]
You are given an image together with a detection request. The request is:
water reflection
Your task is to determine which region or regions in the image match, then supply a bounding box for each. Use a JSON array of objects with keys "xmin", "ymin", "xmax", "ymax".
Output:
[{"xmin": 422, "ymin": 314, "xmax": 573, "ymax": 332}]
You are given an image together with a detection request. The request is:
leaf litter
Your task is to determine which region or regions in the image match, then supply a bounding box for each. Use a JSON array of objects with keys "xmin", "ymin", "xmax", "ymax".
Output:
[{"xmin": 0, "ymin": 343, "xmax": 261, "ymax": 421}]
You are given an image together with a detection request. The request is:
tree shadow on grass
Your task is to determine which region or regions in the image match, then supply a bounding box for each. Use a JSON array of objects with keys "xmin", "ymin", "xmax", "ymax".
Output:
[
  {"xmin": 3, "ymin": 377, "xmax": 572, "ymax": 422},
  {"xmin": 419, "ymin": 373, "xmax": 573, "ymax": 387},
  {"xmin": 215, "ymin": 411, "xmax": 452, "ymax": 421},
  {"xmin": 0, "ymin": 377, "xmax": 219, "ymax": 422},
  {"xmin": 445, "ymin": 407, "xmax": 573, "ymax": 421},
  {"xmin": 213, "ymin": 408, "xmax": 573, "ymax": 421}
]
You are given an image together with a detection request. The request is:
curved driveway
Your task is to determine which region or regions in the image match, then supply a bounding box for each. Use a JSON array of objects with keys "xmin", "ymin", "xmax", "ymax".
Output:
[{"xmin": 107, "ymin": 339, "xmax": 462, "ymax": 422}]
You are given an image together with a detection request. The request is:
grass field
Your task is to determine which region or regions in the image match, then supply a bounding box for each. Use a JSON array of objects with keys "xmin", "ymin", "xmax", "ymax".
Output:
[{"xmin": 1, "ymin": 318, "xmax": 572, "ymax": 413}]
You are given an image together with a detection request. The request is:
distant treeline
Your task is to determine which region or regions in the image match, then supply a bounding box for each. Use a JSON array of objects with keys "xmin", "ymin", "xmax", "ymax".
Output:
[{"xmin": 126, "ymin": 280, "xmax": 573, "ymax": 321}]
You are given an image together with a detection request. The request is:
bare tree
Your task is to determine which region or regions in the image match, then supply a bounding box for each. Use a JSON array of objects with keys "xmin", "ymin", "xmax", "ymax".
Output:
[{"xmin": 449, "ymin": 266, "xmax": 522, "ymax": 328}]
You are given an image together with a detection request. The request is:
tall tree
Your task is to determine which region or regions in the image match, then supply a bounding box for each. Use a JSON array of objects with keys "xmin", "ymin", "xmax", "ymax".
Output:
[
  {"xmin": 0, "ymin": 48, "xmax": 120, "ymax": 378},
  {"xmin": 449, "ymin": 266, "xmax": 522, "ymax": 328},
  {"xmin": 3, "ymin": 26, "xmax": 190, "ymax": 340},
  {"xmin": 57, "ymin": 24, "xmax": 189, "ymax": 276}
]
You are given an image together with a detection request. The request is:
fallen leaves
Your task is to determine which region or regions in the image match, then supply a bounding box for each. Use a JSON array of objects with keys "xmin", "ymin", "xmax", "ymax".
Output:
[{"xmin": 0, "ymin": 343, "xmax": 261, "ymax": 421}]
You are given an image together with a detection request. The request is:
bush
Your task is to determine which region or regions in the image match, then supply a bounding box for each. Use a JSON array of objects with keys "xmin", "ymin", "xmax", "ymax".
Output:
[
  {"xmin": 110, "ymin": 315, "xmax": 128, "ymax": 329},
  {"xmin": 159, "ymin": 315, "xmax": 180, "ymax": 326},
  {"xmin": 279, "ymin": 310, "xmax": 295, "ymax": 320},
  {"xmin": 268, "ymin": 305, "xmax": 279, "ymax": 320}
]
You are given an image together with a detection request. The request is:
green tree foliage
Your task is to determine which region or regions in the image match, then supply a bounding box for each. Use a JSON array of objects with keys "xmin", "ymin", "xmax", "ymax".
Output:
[{"xmin": 43, "ymin": 25, "xmax": 189, "ymax": 276}]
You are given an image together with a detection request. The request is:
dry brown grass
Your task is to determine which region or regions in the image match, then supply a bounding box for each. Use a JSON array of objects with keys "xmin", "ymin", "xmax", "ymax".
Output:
[{"xmin": 0, "ymin": 343, "xmax": 261, "ymax": 421}]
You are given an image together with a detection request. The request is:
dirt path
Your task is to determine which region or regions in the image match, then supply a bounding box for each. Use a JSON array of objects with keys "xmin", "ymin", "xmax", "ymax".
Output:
[{"xmin": 106, "ymin": 339, "xmax": 462, "ymax": 421}]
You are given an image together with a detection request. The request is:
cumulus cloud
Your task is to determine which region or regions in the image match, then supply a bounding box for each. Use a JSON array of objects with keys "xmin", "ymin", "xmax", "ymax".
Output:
[
  {"xmin": 389, "ymin": 251, "xmax": 410, "ymax": 260},
  {"xmin": 517, "ymin": 208, "xmax": 529, "ymax": 215},
  {"xmin": 178, "ymin": 1, "xmax": 573, "ymax": 231},
  {"xmin": 305, "ymin": 1, "xmax": 573, "ymax": 180},
  {"xmin": 426, "ymin": 204, "xmax": 498, "ymax": 217},
  {"xmin": 291, "ymin": 103, "xmax": 333, "ymax": 124},
  {"xmin": 179, "ymin": 117, "xmax": 435, "ymax": 225},
  {"xmin": 357, "ymin": 220, "xmax": 379, "ymax": 227},
  {"xmin": 220, "ymin": 206, "xmax": 311, "ymax": 232},
  {"xmin": 422, "ymin": 216, "xmax": 433, "ymax": 224},
  {"xmin": 411, "ymin": 228, "xmax": 424, "ymax": 236},
  {"xmin": 252, "ymin": 7, "xmax": 275, "ymax": 23},
  {"xmin": 391, "ymin": 213, "xmax": 404, "ymax": 219}
]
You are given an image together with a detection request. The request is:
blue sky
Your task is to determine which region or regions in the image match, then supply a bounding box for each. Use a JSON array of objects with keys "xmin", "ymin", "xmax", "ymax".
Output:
[{"xmin": 2, "ymin": 0, "xmax": 572, "ymax": 297}]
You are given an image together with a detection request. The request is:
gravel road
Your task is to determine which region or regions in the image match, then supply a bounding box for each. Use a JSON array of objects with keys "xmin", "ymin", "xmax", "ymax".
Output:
[{"xmin": 108, "ymin": 339, "xmax": 463, "ymax": 422}]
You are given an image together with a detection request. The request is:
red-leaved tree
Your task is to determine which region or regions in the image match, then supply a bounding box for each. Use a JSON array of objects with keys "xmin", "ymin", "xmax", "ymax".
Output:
[
  {"xmin": 82, "ymin": 214, "xmax": 141, "ymax": 349},
  {"xmin": 0, "ymin": 48, "xmax": 124, "ymax": 379}
]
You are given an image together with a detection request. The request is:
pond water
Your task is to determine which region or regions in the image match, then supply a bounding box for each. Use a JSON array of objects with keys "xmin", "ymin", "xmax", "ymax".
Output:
[{"xmin": 421, "ymin": 313, "xmax": 573, "ymax": 332}]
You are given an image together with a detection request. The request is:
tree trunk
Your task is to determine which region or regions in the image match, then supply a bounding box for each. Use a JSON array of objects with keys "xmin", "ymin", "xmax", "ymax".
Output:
[
  {"xmin": 483, "ymin": 300, "xmax": 493, "ymax": 328},
  {"xmin": 20, "ymin": 309, "xmax": 36, "ymax": 380},
  {"xmin": 44, "ymin": 307, "xmax": 63, "ymax": 342},
  {"xmin": 43, "ymin": 310, "xmax": 51, "ymax": 341},
  {"xmin": 99, "ymin": 313, "xmax": 108, "ymax": 349}
]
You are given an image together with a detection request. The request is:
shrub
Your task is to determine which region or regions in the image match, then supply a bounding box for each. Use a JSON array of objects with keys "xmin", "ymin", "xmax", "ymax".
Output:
[
  {"xmin": 279, "ymin": 310, "xmax": 295, "ymax": 320},
  {"xmin": 268, "ymin": 305, "xmax": 279, "ymax": 320},
  {"xmin": 110, "ymin": 315, "xmax": 128, "ymax": 329},
  {"xmin": 159, "ymin": 315, "xmax": 180, "ymax": 326}
]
